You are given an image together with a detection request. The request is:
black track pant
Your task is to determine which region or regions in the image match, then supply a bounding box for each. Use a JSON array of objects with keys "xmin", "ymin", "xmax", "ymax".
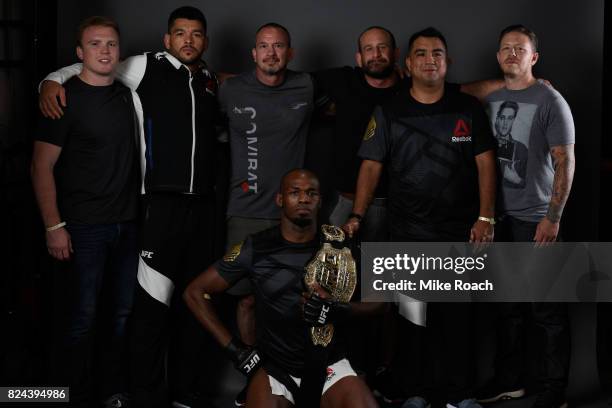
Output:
[{"xmin": 129, "ymin": 193, "xmax": 215, "ymax": 407}]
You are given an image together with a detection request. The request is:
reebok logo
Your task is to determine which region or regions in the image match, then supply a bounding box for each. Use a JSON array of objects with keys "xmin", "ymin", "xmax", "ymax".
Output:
[
  {"xmin": 454, "ymin": 119, "xmax": 470, "ymax": 136},
  {"xmin": 452, "ymin": 119, "xmax": 471, "ymax": 142},
  {"xmin": 141, "ymin": 250, "xmax": 154, "ymax": 259}
]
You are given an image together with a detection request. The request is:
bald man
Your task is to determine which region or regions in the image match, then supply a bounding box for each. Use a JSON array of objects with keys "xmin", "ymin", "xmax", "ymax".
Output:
[{"xmin": 184, "ymin": 169, "xmax": 378, "ymax": 408}]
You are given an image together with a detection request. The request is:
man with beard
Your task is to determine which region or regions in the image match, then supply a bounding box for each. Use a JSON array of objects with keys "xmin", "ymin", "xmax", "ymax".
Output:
[
  {"xmin": 311, "ymin": 27, "xmax": 404, "ymax": 401},
  {"xmin": 39, "ymin": 6, "xmax": 221, "ymax": 408},
  {"xmin": 219, "ymin": 22, "xmax": 314, "ymax": 405},
  {"xmin": 184, "ymin": 169, "xmax": 378, "ymax": 408},
  {"xmin": 344, "ymin": 27, "xmax": 497, "ymax": 408},
  {"xmin": 313, "ymin": 26, "xmax": 401, "ymax": 242},
  {"xmin": 313, "ymin": 26, "xmax": 502, "ymax": 403},
  {"xmin": 314, "ymin": 26, "xmax": 501, "ymax": 242},
  {"xmin": 477, "ymin": 25, "xmax": 575, "ymax": 408}
]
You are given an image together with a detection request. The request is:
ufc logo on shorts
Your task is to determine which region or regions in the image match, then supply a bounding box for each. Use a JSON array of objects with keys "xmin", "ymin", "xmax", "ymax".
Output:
[
  {"xmin": 245, "ymin": 354, "xmax": 260, "ymax": 373},
  {"xmin": 318, "ymin": 305, "xmax": 330, "ymax": 325},
  {"xmin": 141, "ymin": 250, "xmax": 154, "ymax": 259}
]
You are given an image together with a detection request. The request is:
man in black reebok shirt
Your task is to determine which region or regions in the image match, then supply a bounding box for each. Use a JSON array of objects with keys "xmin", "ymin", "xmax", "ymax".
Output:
[
  {"xmin": 344, "ymin": 27, "xmax": 496, "ymax": 408},
  {"xmin": 184, "ymin": 169, "xmax": 378, "ymax": 408},
  {"xmin": 31, "ymin": 17, "xmax": 139, "ymax": 407},
  {"xmin": 313, "ymin": 27, "xmax": 504, "ymax": 403},
  {"xmin": 314, "ymin": 26, "xmax": 501, "ymax": 241}
]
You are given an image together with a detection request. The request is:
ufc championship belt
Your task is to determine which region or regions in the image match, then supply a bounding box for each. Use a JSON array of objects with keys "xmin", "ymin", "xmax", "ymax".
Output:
[{"xmin": 304, "ymin": 225, "xmax": 357, "ymax": 347}]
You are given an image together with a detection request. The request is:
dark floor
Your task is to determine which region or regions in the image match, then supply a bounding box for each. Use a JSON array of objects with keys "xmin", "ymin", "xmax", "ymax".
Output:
[
  {"xmin": 1, "ymin": 285, "xmax": 610, "ymax": 408},
  {"xmin": 209, "ymin": 385, "xmax": 610, "ymax": 408}
]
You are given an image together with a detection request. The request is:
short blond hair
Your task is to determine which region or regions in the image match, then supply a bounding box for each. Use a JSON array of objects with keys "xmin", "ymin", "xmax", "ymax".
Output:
[{"xmin": 76, "ymin": 16, "xmax": 120, "ymax": 46}]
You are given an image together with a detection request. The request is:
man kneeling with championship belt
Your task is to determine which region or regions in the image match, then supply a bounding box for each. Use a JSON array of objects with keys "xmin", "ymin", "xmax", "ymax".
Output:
[{"xmin": 184, "ymin": 169, "xmax": 379, "ymax": 407}]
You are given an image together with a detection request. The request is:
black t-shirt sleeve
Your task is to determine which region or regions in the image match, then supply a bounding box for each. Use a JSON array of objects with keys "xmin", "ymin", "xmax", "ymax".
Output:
[
  {"xmin": 312, "ymin": 68, "xmax": 342, "ymax": 97},
  {"xmin": 311, "ymin": 67, "xmax": 353, "ymax": 108},
  {"xmin": 36, "ymin": 113, "xmax": 71, "ymax": 147},
  {"xmin": 470, "ymin": 99, "xmax": 496, "ymax": 156},
  {"xmin": 446, "ymin": 82, "xmax": 461, "ymax": 94},
  {"xmin": 214, "ymin": 236, "xmax": 254, "ymax": 285},
  {"xmin": 357, "ymin": 105, "xmax": 389, "ymax": 162}
]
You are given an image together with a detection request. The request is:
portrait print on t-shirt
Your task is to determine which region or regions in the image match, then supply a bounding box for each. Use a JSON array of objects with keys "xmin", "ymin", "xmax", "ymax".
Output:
[{"xmin": 489, "ymin": 100, "xmax": 537, "ymax": 189}]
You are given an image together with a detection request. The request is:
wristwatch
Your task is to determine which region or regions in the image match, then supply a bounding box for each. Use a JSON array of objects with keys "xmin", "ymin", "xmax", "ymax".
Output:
[{"xmin": 478, "ymin": 216, "xmax": 496, "ymax": 225}]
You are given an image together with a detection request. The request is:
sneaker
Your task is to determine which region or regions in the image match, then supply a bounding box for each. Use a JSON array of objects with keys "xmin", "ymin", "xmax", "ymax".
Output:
[
  {"xmin": 532, "ymin": 389, "xmax": 568, "ymax": 408},
  {"xmin": 402, "ymin": 396, "xmax": 430, "ymax": 408},
  {"xmin": 476, "ymin": 381, "xmax": 526, "ymax": 403},
  {"xmin": 447, "ymin": 398, "xmax": 483, "ymax": 408},
  {"xmin": 234, "ymin": 385, "xmax": 247, "ymax": 407},
  {"xmin": 102, "ymin": 393, "xmax": 129, "ymax": 408}
]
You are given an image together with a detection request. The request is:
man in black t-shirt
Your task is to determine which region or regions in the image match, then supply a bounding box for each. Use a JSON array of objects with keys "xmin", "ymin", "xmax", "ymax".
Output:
[
  {"xmin": 313, "ymin": 27, "xmax": 501, "ymax": 242},
  {"xmin": 344, "ymin": 26, "xmax": 496, "ymax": 250},
  {"xmin": 313, "ymin": 26, "xmax": 401, "ymax": 243},
  {"xmin": 312, "ymin": 27, "xmax": 503, "ymax": 403},
  {"xmin": 344, "ymin": 27, "xmax": 496, "ymax": 408},
  {"xmin": 184, "ymin": 169, "xmax": 379, "ymax": 407},
  {"xmin": 39, "ymin": 7, "xmax": 223, "ymax": 407},
  {"xmin": 31, "ymin": 17, "xmax": 139, "ymax": 408}
]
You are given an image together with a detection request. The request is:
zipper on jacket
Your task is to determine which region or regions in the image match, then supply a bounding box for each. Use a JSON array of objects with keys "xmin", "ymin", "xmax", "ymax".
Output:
[{"xmin": 188, "ymin": 72, "xmax": 196, "ymax": 193}]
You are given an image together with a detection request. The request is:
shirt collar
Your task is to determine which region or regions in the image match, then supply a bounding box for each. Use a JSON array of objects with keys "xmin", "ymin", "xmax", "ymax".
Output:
[
  {"xmin": 161, "ymin": 51, "xmax": 183, "ymax": 70},
  {"xmin": 160, "ymin": 51, "xmax": 208, "ymax": 73}
]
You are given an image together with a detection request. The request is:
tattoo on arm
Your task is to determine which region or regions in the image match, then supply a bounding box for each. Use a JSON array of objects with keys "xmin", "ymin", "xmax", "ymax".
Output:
[{"xmin": 546, "ymin": 145, "xmax": 575, "ymax": 222}]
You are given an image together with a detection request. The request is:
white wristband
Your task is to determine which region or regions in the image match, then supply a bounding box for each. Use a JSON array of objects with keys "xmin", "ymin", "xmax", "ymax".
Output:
[
  {"xmin": 478, "ymin": 216, "xmax": 496, "ymax": 225},
  {"xmin": 46, "ymin": 221, "xmax": 66, "ymax": 232}
]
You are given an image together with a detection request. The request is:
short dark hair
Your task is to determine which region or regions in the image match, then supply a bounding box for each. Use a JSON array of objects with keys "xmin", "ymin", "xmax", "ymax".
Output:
[
  {"xmin": 497, "ymin": 100, "xmax": 519, "ymax": 117},
  {"xmin": 168, "ymin": 6, "xmax": 207, "ymax": 34},
  {"xmin": 357, "ymin": 26, "xmax": 397, "ymax": 52},
  {"xmin": 76, "ymin": 16, "xmax": 120, "ymax": 47},
  {"xmin": 279, "ymin": 168, "xmax": 319, "ymax": 192},
  {"xmin": 499, "ymin": 24, "xmax": 538, "ymax": 51},
  {"xmin": 255, "ymin": 22, "xmax": 292, "ymax": 47},
  {"xmin": 408, "ymin": 27, "xmax": 448, "ymax": 53}
]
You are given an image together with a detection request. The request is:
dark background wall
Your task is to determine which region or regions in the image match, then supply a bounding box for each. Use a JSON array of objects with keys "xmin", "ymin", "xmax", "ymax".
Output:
[
  {"xmin": 49, "ymin": 1, "xmax": 605, "ymax": 399},
  {"xmin": 55, "ymin": 0, "xmax": 604, "ymax": 242},
  {"xmin": 0, "ymin": 0, "xmax": 603, "ymax": 402}
]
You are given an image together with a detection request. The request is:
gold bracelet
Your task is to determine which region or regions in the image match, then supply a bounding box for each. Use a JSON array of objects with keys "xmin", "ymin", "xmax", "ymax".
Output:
[{"xmin": 477, "ymin": 216, "xmax": 496, "ymax": 225}]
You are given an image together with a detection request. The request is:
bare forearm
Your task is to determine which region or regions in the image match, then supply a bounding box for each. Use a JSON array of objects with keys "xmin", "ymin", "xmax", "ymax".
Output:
[
  {"xmin": 31, "ymin": 163, "xmax": 61, "ymax": 227},
  {"xmin": 547, "ymin": 146, "xmax": 575, "ymax": 222},
  {"xmin": 475, "ymin": 151, "xmax": 496, "ymax": 217},
  {"xmin": 353, "ymin": 160, "xmax": 383, "ymax": 216},
  {"xmin": 477, "ymin": 176, "xmax": 495, "ymax": 218},
  {"xmin": 184, "ymin": 288, "xmax": 233, "ymax": 347}
]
